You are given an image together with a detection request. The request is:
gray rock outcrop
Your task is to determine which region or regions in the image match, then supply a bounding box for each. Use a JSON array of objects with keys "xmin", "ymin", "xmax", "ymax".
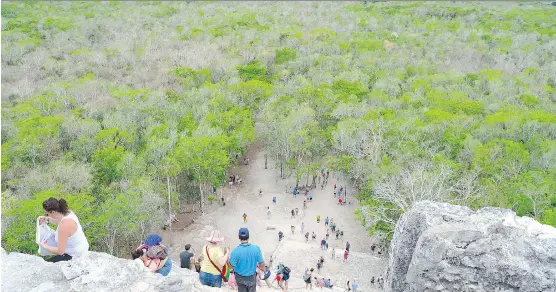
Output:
[
  {"xmin": 385, "ymin": 201, "xmax": 556, "ymax": 292},
  {"xmin": 1, "ymin": 249, "xmax": 219, "ymax": 292}
]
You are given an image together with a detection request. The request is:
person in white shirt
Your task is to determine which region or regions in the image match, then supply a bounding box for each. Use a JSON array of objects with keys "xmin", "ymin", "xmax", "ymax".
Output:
[{"xmin": 38, "ymin": 197, "xmax": 89, "ymax": 262}]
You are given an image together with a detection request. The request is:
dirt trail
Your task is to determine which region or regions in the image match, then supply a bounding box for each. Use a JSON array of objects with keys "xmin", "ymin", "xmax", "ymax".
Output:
[{"xmin": 162, "ymin": 145, "xmax": 386, "ymax": 291}]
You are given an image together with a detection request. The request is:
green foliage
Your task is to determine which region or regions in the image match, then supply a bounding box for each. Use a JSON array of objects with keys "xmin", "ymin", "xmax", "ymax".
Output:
[
  {"xmin": 91, "ymin": 146, "xmax": 125, "ymax": 185},
  {"xmin": 170, "ymin": 67, "xmax": 212, "ymax": 87},
  {"xmin": 518, "ymin": 94, "xmax": 539, "ymax": 107},
  {"xmin": 275, "ymin": 48, "xmax": 297, "ymax": 64},
  {"xmin": 333, "ymin": 79, "xmax": 368, "ymax": 100},
  {"xmin": 237, "ymin": 61, "xmax": 270, "ymax": 82}
]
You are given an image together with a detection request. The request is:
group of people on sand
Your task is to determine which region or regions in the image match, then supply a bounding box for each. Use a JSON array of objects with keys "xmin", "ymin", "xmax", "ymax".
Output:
[{"xmin": 178, "ymin": 228, "xmax": 268, "ymax": 292}]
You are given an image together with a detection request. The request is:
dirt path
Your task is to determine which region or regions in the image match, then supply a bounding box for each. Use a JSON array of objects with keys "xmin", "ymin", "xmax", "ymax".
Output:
[{"xmin": 162, "ymin": 144, "xmax": 386, "ymax": 290}]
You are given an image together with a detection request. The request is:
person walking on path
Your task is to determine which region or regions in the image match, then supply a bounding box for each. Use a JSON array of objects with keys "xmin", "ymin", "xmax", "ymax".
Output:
[
  {"xmin": 345, "ymin": 241, "xmax": 350, "ymax": 253},
  {"xmin": 267, "ymin": 207, "xmax": 271, "ymax": 219},
  {"xmin": 321, "ymin": 238, "xmax": 326, "ymax": 250},
  {"xmin": 259, "ymin": 189, "xmax": 263, "ymax": 197},
  {"xmin": 243, "ymin": 213, "xmax": 248, "ymax": 223},
  {"xmin": 301, "ymin": 222, "xmax": 305, "ymax": 234},
  {"xmin": 295, "ymin": 208, "xmax": 299, "ymax": 216},
  {"xmin": 272, "ymin": 196, "xmax": 277, "ymax": 205},
  {"xmin": 325, "ymin": 217, "xmax": 329, "ymax": 226},
  {"xmin": 343, "ymin": 250, "xmax": 349, "ymax": 263},
  {"xmin": 303, "ymin": 200, "xmax": 307, "ymax": 209},
  {"xmin": 326, "ymin": 231, "xmax": 329, "ymax": 241},
  {"xmin": 304, "ymin": 268, "xmax": 314, "ymax": 290},
  {"xmin": 230, "ymin": 228, "xmax": 266, "ymax": 292},
  {"xmin": 305, "ymin": 232, "xmax": 309, "ymax": 243},
  {"xmin": 317, "ymin": 215, "xmax": 321, "ymax": 223},
  {"xmin": 351, "ymin": 280, "xmax": 359, "ymax": 292},
  {"xmin": 331, "ymin": 247, "xmax": 336, "ymax": 260},
  {"xmin": 291, "ymin": 209, "xmax": 295, "ymax": 218},
  {"xmin": 331, "ymin": 222, "xmax": 336, "ymax": 232}
]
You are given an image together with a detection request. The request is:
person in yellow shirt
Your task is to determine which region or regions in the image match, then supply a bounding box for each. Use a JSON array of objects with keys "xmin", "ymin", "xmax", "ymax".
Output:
[{"xmin": 199, "ymin": 230, "xmax": 230, "ymax": 288}]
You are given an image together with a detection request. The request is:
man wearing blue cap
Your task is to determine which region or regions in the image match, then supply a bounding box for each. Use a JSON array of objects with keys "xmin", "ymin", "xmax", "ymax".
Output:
[{"xmin": 230, "ymin": 228, "xmax": 266, "ymax": 292}]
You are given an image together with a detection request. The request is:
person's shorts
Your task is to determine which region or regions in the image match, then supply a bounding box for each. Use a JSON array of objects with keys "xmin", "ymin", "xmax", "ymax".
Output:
[
  {"xmin": 199, "ymin": 271, "xmax": 222, "ymax": 288},
  {"xmin": 305, "ymin": 277, "xmax": 312, "ymax": 284},
  {"xmin": 283, "ymin": 273, "xmax": 290, "ymax": 281}
]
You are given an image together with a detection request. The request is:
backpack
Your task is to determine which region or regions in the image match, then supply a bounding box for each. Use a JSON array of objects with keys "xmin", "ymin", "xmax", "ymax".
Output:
[
  {"xmin": 283, "ymin": 266, "xmax": 291, "ymax": 274},
  {"xmin": 146, "ymin": 244, "xmax": 167, "ymax": 260},
  {"xmin": 303, "ymin": 273, "xmax": 310, "ymax": 281}
]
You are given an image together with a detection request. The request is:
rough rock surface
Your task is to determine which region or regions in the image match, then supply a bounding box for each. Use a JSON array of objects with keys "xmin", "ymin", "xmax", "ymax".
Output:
[
  {"xmin": 385, "ymin": 201, "xmax": 556, "ymax": 292},
  {"xmin": 1, "ymin": 249, "xmax": 219, "ymax": 292}
]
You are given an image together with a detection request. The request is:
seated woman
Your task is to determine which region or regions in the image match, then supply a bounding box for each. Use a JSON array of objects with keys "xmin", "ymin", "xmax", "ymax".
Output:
[
  {"xmin": 38, "ymin": 198, "xmax": 89, "ymax": 262},
  {"xmin": 132, "ymin": 235, "xmax": 172, "ymax": 276}
]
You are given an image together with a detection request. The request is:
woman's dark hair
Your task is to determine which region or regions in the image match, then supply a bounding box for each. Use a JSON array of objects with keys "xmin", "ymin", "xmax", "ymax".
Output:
[
  {"xmin": 42, "ymin": 197, "xmax": 69, "ymax": 215},
  {"xmin": 132, "ymin": 249, "xmax": 144, "ymax": 260}
]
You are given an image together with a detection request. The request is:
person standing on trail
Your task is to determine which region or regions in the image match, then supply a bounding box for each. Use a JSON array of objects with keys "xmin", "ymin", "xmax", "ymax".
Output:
[
  {"xmin": 335, "ymin": 230, "xmax": 339, "ymax": 240},
  {"xmin": 345, "ymin": 241, "xmax": 350, "ymax": 252},
  {"xmin": 304, "ymin": 268, "xmax": 314, "ymax": 290},
  {"xmin": 295, "ymin": 208, "xmax": 299, "ymax": 216},
  {"xmin": 321, "ymin": 238, "xmax": 326, "ymax": 250},
  {"xmin": 326, "ymin": 230, "xmax": 329, "ymax": 241},
  {"xmin": 340, "ymin": 230, "xmax": 344, "ymax": 240},
  {"xmin": 351, "ymin": 280, "xmax": 359, "ymax": 292},
  {"xmin": 343, "ymin": 250, "xmax": 349, "ymax": 263},
  {"xmin": 303, "ymin": 200, "xmax": 307, "ymax": 209},
  {"xmin": 259, "ymin": 189, "xmax": 263, "ymax": 197},
  {"xmin": 272, "ymin": 196, "xmax": 276, "ymax": 205},
  {"xmin": 334, "ymin": 184, "xmax": 337, "ymax": 190},
  {"xmin": 317, "ymin": 215, "xmax": 321, "ymax": 223},
  {"xmin": 293, "ymin": 188, "xmax": 297, "ymax": 198},
  {"xmin": 230, "ymin": 228, "xmax": 266, "ymax": 292},
  {"xmin": 331, "ymin": 247, "xmax": 336, "ymax": 260},
  {"xmin": 305, "ymin": 232, "xmax": 309, "ymax": 243},
  {"xmin": 199, "ymin": 230, "xmax": 230, "ymax": 288},
  {"xmin": 267, "ymin": 207, "xmax": 271, "ymax": 219},
  {"xmin": 291, "ymin": 225, "xmax": 295, "ymax": 234},
  {"xmin": 243, "ymin": 213, "xmax": 247, "ymax": 223},
  {"xmin": 291, "ymin": 209, "xmax": 295, "ymax": 218},
  {"xmin": 333, "ymin": 189, "xmax": 337, "ymax": 197},
  {"xmin": 301, "ymin": 222, "xmax": 305, "ymax": 234},
  {"xmin": 325, "ymin": 217, "xmax": 329, "ymax": 226},
  {"xmin": 316, "ymin": 259, "xmax": 322, "ymax": 272},
  {"xmin": 331, "ymin": 222, "xmax": 336, "ymax": 232},
  {"xmin": 312, "ymin": 231, "xmax": 316, "ymax": 241}
]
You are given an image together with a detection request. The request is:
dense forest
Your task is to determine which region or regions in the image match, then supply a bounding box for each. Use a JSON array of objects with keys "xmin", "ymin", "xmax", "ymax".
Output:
[{"xmin": 2, "ymin": 1, "xmax": 555, "ymax": 256}]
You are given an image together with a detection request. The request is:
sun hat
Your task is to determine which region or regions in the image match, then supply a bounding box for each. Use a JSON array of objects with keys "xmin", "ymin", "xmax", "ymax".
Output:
[{"xmin": 206, "ymin": 230, "xmax": 225, "ymax": 243}]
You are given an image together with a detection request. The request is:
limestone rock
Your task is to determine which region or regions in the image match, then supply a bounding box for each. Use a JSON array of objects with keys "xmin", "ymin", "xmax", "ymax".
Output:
[
  {"xmin": 385, "ymin": 201, "xmax": 556, "ymax": 292},
  {"xmin": 0, "ymin": 248, "xmax": 218, "ymax": 292}
]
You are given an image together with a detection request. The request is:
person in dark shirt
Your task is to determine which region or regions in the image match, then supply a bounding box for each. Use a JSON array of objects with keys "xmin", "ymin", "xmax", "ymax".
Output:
[{"xmin": 179, "ymin": 244, "xmax": 195, "ymax": 269}]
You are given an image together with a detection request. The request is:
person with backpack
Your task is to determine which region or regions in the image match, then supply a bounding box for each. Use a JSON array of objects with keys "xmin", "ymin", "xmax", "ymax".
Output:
[
  {"xmin": 336, "ymin": 230, "xmax": 340, "ymax": 240},
  {"xmin": 278, "ymin": 231, "xmax": 284, "ymax": 242},
  {"xmin": 199, "ymin": 230, "xmax": 230, "ymax": 288},
  {"xmin": 230, "ymin": 228, "xmax": 266, "ymax": 292},
  {"xmin": 316, "ymin": 260, "xmax": 322, "ymax": 272},
  {"xmin": 243, "ymin": 213, "xmax": 247, "ymax": 223},
  {"xmin": 317, "ymin": 215, "xmax": 321, "ymax": 223},
  {"xmin": 272, "ymin": 196, "xmax": 277, "ymax": 205},
  {"xmin": 277, "ymin": 263, "xmax": 291, "ymax": 291},
  {"xmin": 321, "ymin": 238, "xmax": 326, "ymax": 250},
  {"xmin": 132, "ymin": 234, "xmax": 172, "ymax": 276}
]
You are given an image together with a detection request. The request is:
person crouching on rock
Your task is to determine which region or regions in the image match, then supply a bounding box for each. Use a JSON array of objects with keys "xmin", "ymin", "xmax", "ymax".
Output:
[
  {"xmin": 132, "ymin": 234, "xmax": 172, "ymax": 276},
  {"xmin": 38, "ymin": 197, "xmax": 89, "ymax": 262},
  {"xmin": 199, "ymin": 230, "xmax": 230, "ymax": 288}
]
